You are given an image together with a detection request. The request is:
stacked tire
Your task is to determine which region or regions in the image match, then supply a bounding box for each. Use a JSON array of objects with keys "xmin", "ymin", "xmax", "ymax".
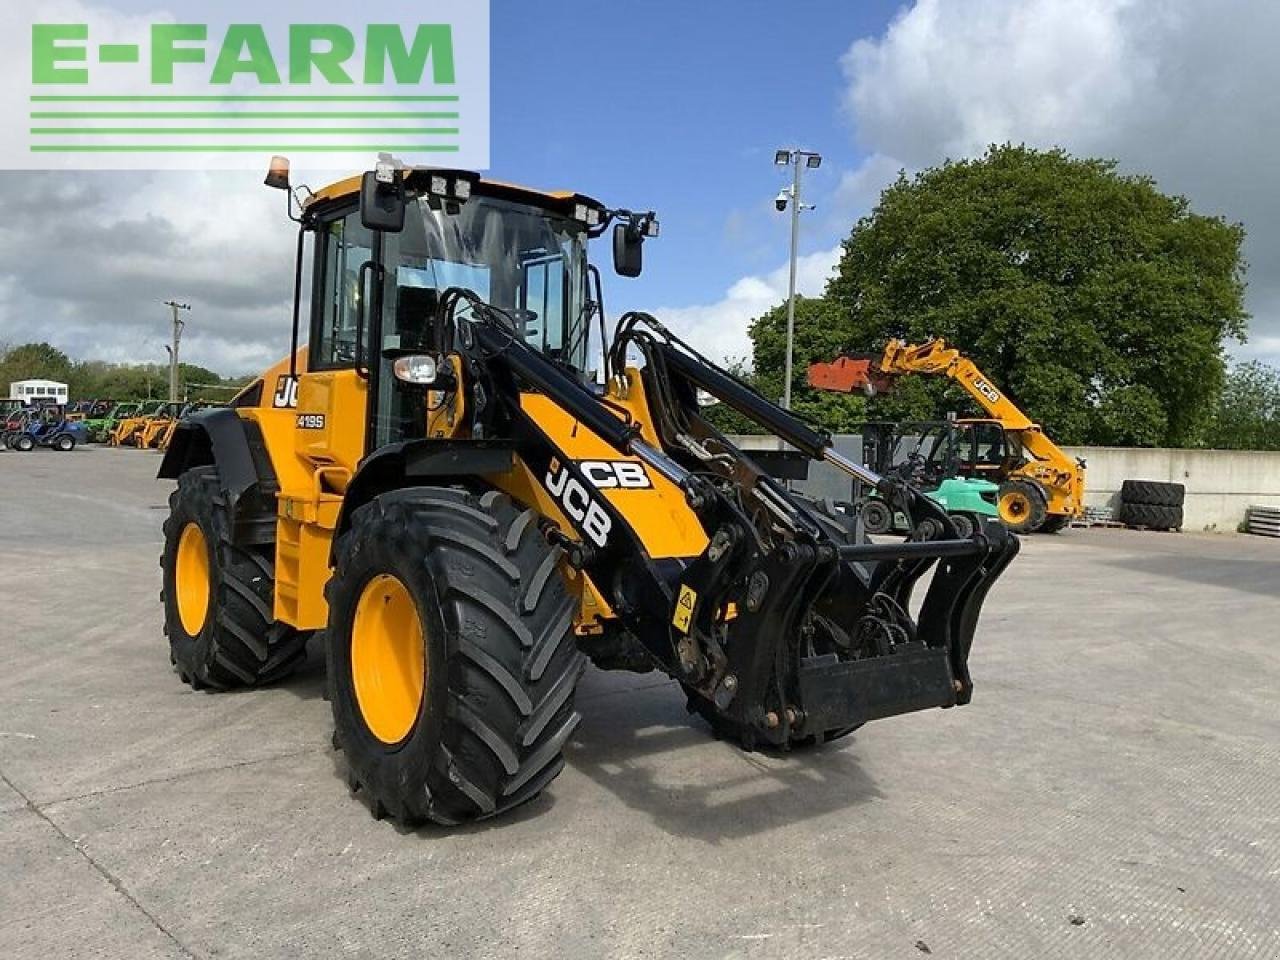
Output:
[{"xmin": 1118, "ymin": 480, "xmax": 1184, "ymax": 532}]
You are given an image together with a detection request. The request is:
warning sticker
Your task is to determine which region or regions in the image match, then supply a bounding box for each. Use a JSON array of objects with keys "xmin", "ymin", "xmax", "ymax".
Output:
[{"xmin": 673, "ymin": 584, "xmax": 697, "ymax": 634}]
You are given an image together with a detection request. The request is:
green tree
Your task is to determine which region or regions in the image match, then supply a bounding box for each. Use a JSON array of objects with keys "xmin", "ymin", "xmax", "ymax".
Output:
[
  {"xmin": 0, "ymin": 342, "xmax": 73, "ymax": 389},
  {"xmin": 3, "ymin": 344, "xmax": 245, "ymax": 403},
  {"xmin": 1209, "ymin": 361, "xmax": 1280, "ymax": 450},
  {"xmin": 744, "ymin": 296, "xmax": 867, "ymax": 433},
  {"xmin": 825, "ymin": 144, "xmax": 1249, "ymax": 446}
]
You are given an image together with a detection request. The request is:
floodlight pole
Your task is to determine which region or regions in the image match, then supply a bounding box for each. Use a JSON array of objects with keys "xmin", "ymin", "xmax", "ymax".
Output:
[
  {"xmin": 783, "ymin": 156, "xmax": 803, "ymax": 410},
  {"xmin": 776, "ymin": 149, "xmax": 820, "ymax": 410},
  {"xmin": 164, "ymin": 301, "xmax": 191, "ymax": 402}
]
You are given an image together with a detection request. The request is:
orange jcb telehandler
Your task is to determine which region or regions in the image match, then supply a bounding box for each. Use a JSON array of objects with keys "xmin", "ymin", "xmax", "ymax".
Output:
[{"xmin": 809, "ymin": 339, "xmax": 1086, "ymax": 533}]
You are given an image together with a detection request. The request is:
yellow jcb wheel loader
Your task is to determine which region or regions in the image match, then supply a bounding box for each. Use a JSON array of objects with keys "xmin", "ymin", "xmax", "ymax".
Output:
[
  {"xmin": 110, "ymin": 401, "xmax": 166, "ymax": 447},
  {"xmin": 157, "ymin": 159, "xmax": 1018, "ymax": 826},
  {"xmin": 138, "ymin": 403, "xmax": 186, "ymax": 449}
]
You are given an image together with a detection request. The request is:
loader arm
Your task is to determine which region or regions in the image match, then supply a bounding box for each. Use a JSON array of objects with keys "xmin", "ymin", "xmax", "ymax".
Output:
[{"xmin": 438, "ymin": 296, "xmax": 1017, "ymax": 745}]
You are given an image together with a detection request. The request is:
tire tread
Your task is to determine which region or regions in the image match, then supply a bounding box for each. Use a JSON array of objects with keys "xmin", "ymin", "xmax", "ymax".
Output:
[
  {"xmin": 329, "ymin": 487, "xmax": 585, "ymax": 826},
  {"xmin": 161, "ymin": 467, "xmax": 307, "ymax": 690}
]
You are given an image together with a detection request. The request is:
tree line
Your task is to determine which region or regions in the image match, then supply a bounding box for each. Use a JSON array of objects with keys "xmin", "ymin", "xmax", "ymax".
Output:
[{"xmin": 0, "ymin": 341, "xmax": 250, "ymax": 404}]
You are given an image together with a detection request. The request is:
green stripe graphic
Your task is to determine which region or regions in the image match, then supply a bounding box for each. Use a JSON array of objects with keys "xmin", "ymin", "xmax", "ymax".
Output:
[
  {"xmin": 31, "ymin": 111, "xmax": 459, "ymax": 119},
  {"xmin": 26, "ymin": 92, "xmax": 468, "ymax": 156},
  {"xmin": 30, "ymin": 145, "xmax": 462, "ymax": 153},
  {"xmin": 30, "ymin": 95, "xmax": 459, "ymax": 103},
  {"xmin": 31, "ymin": 127, "xmax": 461, "ymax": 136}
]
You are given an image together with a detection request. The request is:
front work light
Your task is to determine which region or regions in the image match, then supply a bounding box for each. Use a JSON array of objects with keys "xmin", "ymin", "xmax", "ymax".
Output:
[
  {"xmin": 392, "ymin": 354, "xmax": 440, "ymax": 386},
  {"xmin": 573, "ymin": 203, "xmax": 604, "ymax": 228}
]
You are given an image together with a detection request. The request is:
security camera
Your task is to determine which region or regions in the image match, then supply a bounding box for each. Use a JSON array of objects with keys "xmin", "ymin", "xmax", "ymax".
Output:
[{"xmin": 775, "ymin": 190, "xmax": 790, "ymax": 212}]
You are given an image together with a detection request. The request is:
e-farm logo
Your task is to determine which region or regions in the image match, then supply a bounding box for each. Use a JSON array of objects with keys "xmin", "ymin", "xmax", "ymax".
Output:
[{"xmin": 6, "ymin": 3, "xmax": 489, "ymax": 170}]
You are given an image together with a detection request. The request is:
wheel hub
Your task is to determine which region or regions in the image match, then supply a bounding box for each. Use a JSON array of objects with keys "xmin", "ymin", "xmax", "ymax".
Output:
[
  {"xmin": 999, "ymin": 493, "xmax": 1029, "ymax": 522},
  {"xmin": 351, "ymin": 574, "xmax": 426, "ymax": 745},
  {"xmin": 175, "ymin": 523, "xmax": 211, "ymax": 636}
]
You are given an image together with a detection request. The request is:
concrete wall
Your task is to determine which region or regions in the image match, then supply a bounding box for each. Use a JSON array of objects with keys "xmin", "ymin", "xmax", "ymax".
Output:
[
  {"xmin": 1063, "ymin": 446, "xmax": 1280, "ymax": 531},
  {"xmin": 731, "ymin": 435, "xmax": 1280, "ymax": 532}
]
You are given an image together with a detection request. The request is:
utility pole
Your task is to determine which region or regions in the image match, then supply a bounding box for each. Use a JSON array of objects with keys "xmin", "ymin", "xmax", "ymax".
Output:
[
  {"xmin": 774, "ymin": 149, "xmax": 822, "ymax": 409},
  {"xmin": 164, "ymin": 301, "xmax": 191, "ymax": 402}
]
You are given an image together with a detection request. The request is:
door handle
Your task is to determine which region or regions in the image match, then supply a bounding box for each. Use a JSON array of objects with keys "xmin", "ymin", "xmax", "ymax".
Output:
[{"xmin": 354, "ymin": 260, "xmax": 380, "ymax": 379}]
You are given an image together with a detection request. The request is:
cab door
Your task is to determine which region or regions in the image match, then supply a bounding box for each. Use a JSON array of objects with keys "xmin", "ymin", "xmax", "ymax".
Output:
[{"xmin": 294, "ymin": 207, "xmax": 374, "ymax": 479}]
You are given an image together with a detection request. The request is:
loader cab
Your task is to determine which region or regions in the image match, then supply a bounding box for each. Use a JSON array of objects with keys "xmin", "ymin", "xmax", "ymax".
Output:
[{"xmin": 299, "ymin": 173, "xmax": 601, "ymax": 457}]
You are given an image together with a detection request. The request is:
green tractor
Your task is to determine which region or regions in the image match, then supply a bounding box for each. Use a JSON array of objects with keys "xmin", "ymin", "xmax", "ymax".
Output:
[
  {"xmin": 85, "ymin": 401, "xmax": 142, "ymax": 443},
  {"xmin": 855, "ymin": 421, "xmax": 1002, "ymax": 537}
]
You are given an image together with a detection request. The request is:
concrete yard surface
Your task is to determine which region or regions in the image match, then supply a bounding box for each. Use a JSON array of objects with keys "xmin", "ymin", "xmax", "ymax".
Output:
[{"xmin": 1, "ymin": 447, "xmax": 1278, "ymax": 959}]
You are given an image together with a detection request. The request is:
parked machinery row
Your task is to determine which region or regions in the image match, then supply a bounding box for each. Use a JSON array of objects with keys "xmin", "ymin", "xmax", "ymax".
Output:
[
  {"xmin": 0, "ymin": 403, "xmax": 86, "ymax": 451},
  {"xmin": 1, "ymin": 399, "xmax": 220, "ymax": 453}
]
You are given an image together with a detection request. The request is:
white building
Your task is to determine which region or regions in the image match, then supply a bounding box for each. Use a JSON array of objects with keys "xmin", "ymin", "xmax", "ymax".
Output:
[{"xmin": 8, "ymin": 379, "xmax": 69, "ymax": 403}]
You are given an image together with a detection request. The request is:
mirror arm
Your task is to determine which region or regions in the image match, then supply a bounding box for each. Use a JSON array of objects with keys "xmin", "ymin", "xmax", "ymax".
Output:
[{"xmin": 284, "ymin": 186, "xmax": 303, "ymax": 224}]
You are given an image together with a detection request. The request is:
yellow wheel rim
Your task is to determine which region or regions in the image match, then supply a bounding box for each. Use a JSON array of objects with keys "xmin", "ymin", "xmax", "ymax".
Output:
[
  {"xmin": 999, "ymin": 491, "xmax": 1030, "ymax": 524},
  {"xmin": 351, "ymin": 574, "xmax": 426, "ymax": 745},
  {"xmin": 175, "ymin": 523, "xmax": 211, "ymax": 636}
]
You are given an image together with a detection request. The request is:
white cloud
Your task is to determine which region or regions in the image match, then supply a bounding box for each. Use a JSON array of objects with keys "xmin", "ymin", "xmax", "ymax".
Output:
[
  {"xmin": 841, "ymin": 0, "xmax": 1159, "ymax": 165},
  {"xmin": 652, "ymin": 246, "xmax": 842, "ymax": 365},
  {"xmin": 0, "ymin": 170, "xmax": 300, "ymax": 375},
  {"xmin": 839, "ymin": 0, "xmax": 1280, "ymax": 361}
]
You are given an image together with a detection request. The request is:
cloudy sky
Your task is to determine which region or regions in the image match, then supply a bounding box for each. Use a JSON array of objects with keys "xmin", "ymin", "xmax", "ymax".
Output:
[{"xmin": 2, "ymin": 0, "xmax": 1277, "ymax": 375}]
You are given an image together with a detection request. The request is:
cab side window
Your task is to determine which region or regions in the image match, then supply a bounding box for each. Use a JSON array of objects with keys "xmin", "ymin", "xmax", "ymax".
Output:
[{"xmin": 312, "ymin": 211, "xmax": 375, "ymax": 369}]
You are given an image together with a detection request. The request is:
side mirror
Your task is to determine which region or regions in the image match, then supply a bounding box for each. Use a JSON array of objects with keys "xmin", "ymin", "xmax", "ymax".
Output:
[
  {"xmin": 361, "ymin": 170, "xmax": 406, "ymax": 233},
  {"xmin": 613, "ymin": 223, "xmax": 643, "ymax": 278}
]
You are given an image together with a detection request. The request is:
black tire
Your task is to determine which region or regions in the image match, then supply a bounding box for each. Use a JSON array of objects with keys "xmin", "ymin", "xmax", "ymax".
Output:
[
  {"xmin": 684, "ymin": 497, "xmax": 865, "ymax": 750},
  {"xmin": 327, "ymin": 487, "xmax": 586, "ymax": 826},
  {"xmin": 1119, "ymin": 502, "xmax": 1183, "ymax": 531},
  {"xmin": 860, "ymin": 498, "xmax": 894, "ymax": 535},
  {"xmin": 1120, "ymin": 479, "xmax": 1185, "ymax": 508},
  {"xmin": 54, "ymin": 434, "xmax": 75, "ymax": 452},
  {"xmin": 1039, "ymin": 514, "xmax": 1072, "ymax": 534},
  {"xmin": 998, "ymin": 479, "xmax": 1048, "ymax": 534},
  {"xmin": 161, "ymin": 466, "xmax": 307, "ymax": 689},
  {"xmin": 13, "ymin": 434, "xmax": 34, "ymax": 452},
  {"xmin": 949, "ymin": 513, "xmax": 975, "ymax": 539}
]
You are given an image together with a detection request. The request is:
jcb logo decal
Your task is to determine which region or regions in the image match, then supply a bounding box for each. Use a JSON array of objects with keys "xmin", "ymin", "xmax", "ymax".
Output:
[
  {"xmin": 546, "ymin": 459, "xmax": 612, "ymax": 548},
  {"xmin": 579, "ymin": 460, "xmax": 652, "ymax": 490},
  {"xmin": 973, "ymin": 379, "xmax": 1002, "ymax": 404},
  {"xmin": 272, "ymin": 376, "xmax": 298, "ymax": 409}
]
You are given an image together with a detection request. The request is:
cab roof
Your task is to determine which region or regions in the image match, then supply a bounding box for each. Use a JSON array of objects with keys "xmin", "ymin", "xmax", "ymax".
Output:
[{"xmin": 305, "ymin": 170, "xmax": 602, "ymax": 213}]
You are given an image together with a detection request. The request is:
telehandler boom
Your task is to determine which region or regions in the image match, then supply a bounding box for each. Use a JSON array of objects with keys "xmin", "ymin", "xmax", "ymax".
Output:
[
  {"xmin": 809, "ymin": 339, "xmax": 1086, "ymax": 533},
  {"xmin": 157, "ymin": 160, "xmax": 1018, "ymax": 826}
]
